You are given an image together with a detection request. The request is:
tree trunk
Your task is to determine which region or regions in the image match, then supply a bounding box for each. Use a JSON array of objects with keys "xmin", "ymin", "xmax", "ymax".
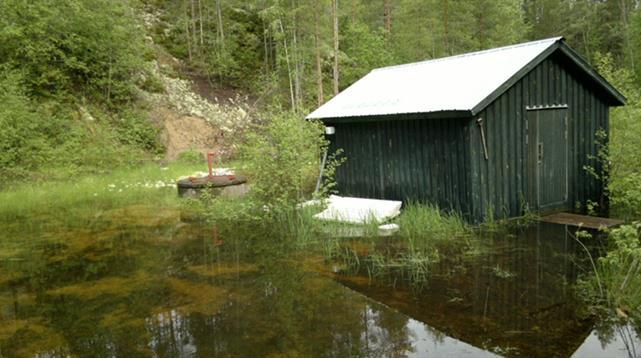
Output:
[
  {"xmin": 620, "ymin": 0, "xmax": 634, "ymax": 70},
  {"xmin": 185, "ymin": 0, "xmax": 192, "ymax": 61},
  {"xmin": 198, "ymin": 0, "xmax": 204, "ymax": 46},
  {"xmin": 263, "ymin": 17, "xmax": 270, "ymax": 72},
  {"xmin": 443, "ymin": 0, "xmax": 450, "ymax": 54},
  {"xmin": 292, "ymin": 2, "xmax": 302, "ymax": 110},
  {"xmin": 332, "ymin": 0, "xmax": 339, "ymax": 95},
  {"xmin": 190, "ymin": 0, "xmax": 197, "ymax": 52},
  {"xmin": 278, "ymin": 19, "xmax": 296, "ymax": 112},
  {"xmin": 106, "ymin": 55, "xmax": 112, "ymax": 103},
  {"xmin": 314, "ymin": 8, "xmax": 325, "ymax": 106},
  {"xmin": 216, "ymin": 0, "xmax": 225, "ymax": 46},
  {"xmin": 351, "ymin": 0, "xmax": 357, "ymax": 23},
  {"xmin": 383, "ymin": 0, "xmax": 392, "ymax": 36},
  {"xmin": 477, "ymin": 1, "xmax": 485, "ymax": 49}
]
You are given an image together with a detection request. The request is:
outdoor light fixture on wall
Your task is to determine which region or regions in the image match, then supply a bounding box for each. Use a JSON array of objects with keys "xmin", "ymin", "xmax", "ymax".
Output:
[{"xmin": 325, "ymin": 126, "xmax": 335, "ymax": 135}]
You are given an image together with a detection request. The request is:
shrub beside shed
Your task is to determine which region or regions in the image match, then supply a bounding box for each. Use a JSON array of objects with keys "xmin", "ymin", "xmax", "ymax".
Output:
[{"xmin": 307, "ymin": 37, "xmax": 625, "ymax": 222}]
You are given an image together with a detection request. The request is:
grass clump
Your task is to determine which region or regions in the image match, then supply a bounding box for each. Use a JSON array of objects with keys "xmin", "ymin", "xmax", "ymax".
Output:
[
  {"xmin": 176, "ymin": 149, "xmax": 205, "ymax": 164},
  {"xmin": 397, "ymin": 203, "xmax": 469, "ymax": 241},
  {"xmin": 324, "ymin": 204, "xmax": 476, "ymax": 288},
  {"xmin": 578, "ymin": 223, "xmax": 641, "ymax": 323}
]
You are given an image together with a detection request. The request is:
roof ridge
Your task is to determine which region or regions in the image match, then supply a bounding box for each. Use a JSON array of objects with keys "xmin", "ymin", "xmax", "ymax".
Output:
[{"xmin": 371, "ymin": 37, "xmax": 563, "ymax": 73}]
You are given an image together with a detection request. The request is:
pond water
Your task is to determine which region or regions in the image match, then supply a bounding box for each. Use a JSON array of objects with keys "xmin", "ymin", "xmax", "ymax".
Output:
[{"xmin": 0, "ymin": 204, "xmax": 639, "ymax": 357}]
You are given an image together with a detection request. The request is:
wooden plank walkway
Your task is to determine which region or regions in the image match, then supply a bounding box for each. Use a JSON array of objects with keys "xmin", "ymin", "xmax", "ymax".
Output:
[{"xmin": 540, "ymin": 212, "xmax": 624, "ymax": 230}]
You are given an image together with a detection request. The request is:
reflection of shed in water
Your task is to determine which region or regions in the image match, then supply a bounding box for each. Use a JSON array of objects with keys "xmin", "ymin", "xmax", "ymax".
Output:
[{"xmin": 335, "ymin": 223, "xmax": 603, "ymax": 356}]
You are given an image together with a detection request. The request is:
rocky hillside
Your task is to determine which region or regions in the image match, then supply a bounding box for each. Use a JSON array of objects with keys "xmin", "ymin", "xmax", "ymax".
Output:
[{"xmin": 140, "ymin": 9, "xmax": 253, "ymax": 161}]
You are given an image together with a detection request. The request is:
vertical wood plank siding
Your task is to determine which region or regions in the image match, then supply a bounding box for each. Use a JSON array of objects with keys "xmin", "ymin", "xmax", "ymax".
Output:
[
  {"xmin": 468, "ymin": 54, "xmax": 609, "ymax": 221},
  {"xmin": 330, "ymin": 117, "xmax": 472, "ymax": 216},
  {"xmin": 327, "ymin": 53, "xmax": 611, "ymax": 223}
]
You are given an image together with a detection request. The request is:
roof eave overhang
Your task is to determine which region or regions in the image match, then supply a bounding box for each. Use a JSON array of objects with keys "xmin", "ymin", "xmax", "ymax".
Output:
[{"xmin": 311, "ymin": 110, "xmax": 474, "ymax": 124}]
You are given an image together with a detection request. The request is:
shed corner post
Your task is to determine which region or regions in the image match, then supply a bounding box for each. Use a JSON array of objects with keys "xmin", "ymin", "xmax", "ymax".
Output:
[{"xmin": 467, "ymin": 117, "xmax": 483, "ymax": 222}]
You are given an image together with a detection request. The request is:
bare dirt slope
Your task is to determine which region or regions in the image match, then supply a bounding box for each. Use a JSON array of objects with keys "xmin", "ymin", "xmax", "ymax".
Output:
[
  {"xmin": 143, "ymin": 53, "xmax": 251, "ymax": 161},
  {"xmin": 153, "ymin": 108, "xmax": 223, "ymax": 160},
  {"xmin": 141, "ymin": 10, "xmax": 251, "ymax": 161}
]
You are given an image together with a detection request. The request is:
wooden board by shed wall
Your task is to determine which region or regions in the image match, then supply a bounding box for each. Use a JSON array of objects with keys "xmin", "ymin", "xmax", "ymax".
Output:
[
  {"xmin": 329, "ymin": 117, "xmax": 472, "ymax": 216},
  {"xmin": 468, "ymin": 52, "xmax": 609, "ymax": 221}
]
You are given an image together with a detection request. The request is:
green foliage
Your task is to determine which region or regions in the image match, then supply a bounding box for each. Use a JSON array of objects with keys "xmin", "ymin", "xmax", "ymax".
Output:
[
  {"xmin": 610, "ymin": 173, "xmax": 641, "ymax": 221},
  {"xmin": 183, "ymin": 111, "xmax": 340, "ymax": 243},
  {"xmin": 0, "ymin": 0, "xmax": 148, "ymax": 106},
  {"xmin": 629, "ymin": 8, "xmax": 641, "ymax": 82},
  {"xmin": 0, "ymin": 73, "xmax": 48, "ymax": 179},
  {"xmin": 579, "ymin": 223, "xmax": 641, "ymax": 322},
  {"xmin": 594, "ymin": 54, "xmax": 641, "ymax": 220},
  {"xmin": 184, "ymin": 193, "xmax": 259, "ymax": 227},
  {"xmin": 389, "ymin": 0, "xmax": 526, "ymax": 61},
  {"xmin": 176, "ymin": 149, "xmax": 204, "ymax": 164},
  {"xmin": 396, "ymin": 203, "xmax": 469, "ymax": 242},
  {"xmin": 0, "ymin": 74, "xmax": 148, "ymax": 181},
  {"xmin": 0, "ymin": 0, "xmax": 164, "ymax": 182},
  {"xmin": 239, "ymin": 112, "xmax": 328, "ymax": 210},
  {"xmin": 114, "ymin": 109, "xmax": 163, "ymax": 153},
  {"xmin": 341, "ymin": 23, "xmax": 396, "ymax": 86}
]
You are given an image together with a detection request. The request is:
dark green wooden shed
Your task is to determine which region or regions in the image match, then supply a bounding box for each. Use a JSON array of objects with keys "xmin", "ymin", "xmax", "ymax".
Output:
[{"xmin": 307, "ymin": 37, "xmax": 625, "ymax": 222}]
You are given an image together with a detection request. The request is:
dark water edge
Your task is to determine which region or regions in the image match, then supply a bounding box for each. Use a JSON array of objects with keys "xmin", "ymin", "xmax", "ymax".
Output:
[
  {"xmin": 331, "ymin": 223, "xmax": 616, "ymax": 357},
  {"xmin": 0, "ymin": 205, "xmax": 639, "ymax": 357}
]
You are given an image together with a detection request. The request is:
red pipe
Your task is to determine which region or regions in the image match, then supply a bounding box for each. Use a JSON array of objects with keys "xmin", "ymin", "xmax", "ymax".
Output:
[{"xmin": 207, "ymin": 152, "xmax": 215, "ymax": 179}]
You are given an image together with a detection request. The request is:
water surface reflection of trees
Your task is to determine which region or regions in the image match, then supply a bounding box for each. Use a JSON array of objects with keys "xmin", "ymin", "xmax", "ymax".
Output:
[{"xmin": 0, "ymin": 209, "xmax": 415, "ymax": 356}]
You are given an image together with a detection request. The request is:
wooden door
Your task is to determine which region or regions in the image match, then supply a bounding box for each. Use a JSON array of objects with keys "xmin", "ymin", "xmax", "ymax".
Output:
[{"xmin": 527, "ymin": 108, "xmax": 569, "ymax": 212}]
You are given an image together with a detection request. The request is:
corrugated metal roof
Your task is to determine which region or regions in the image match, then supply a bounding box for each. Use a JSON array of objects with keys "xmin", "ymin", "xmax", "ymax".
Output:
[{"xmin": 307, "ymin": 37, "xmax": 562, "ymax": 119}]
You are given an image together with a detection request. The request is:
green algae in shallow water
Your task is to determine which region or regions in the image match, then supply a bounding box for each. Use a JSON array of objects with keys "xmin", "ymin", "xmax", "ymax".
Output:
[
  {"xmin": 46, "ymin": 271, "xmax": 152, "ymax": 299},
  {"xmin": 102, "ymin": 205, "xmax": 182, "ymax": 228},
  {"xmin": 0, "ymin": 319, "xmax": 28, "ymax": 341},
  {"xmin": 186, "ymin": 263, "xmax": 258, "ymax": 277}
]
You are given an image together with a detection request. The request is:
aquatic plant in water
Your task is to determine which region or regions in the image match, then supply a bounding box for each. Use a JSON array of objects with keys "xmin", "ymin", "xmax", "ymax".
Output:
[
  {"xmin": 324, "ymin": 204, "xmax": 480, "ymax": 288},
  {"xmin": 578, "ymin": 223, "xmax": 641, "ymax": 324}
]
